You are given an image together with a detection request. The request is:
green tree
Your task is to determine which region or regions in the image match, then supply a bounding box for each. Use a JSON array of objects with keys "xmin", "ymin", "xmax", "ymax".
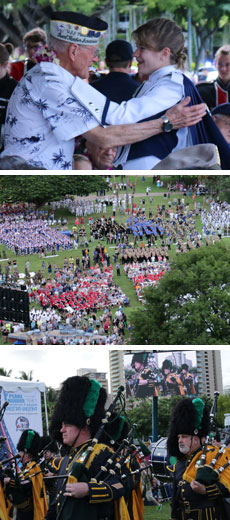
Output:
[
  {"xmin": 0, "ymin": 368, "xmax": 12, "ymax": 377},
  {"xmin": 204, "ymin": 175, "xmax": 230, "ymax": 203},
  {"xmin": 130, "ymin": 243, "xmax": 230, "ymax": 345},
  {"xmin": 127, "ymin": 399, "xmax": 152, "ymax": 439},
  {"xmin": 144, "ymin": 0, "xmax": 230, "ymax": 69},
  {"xmin": 0, "ymin": 0, "xmax": 110, "ymax": 45},
  {"xmin": 0, "ymin": 175, "xmax": 107, "ymax": 207},
  {"xmin": 216, "ymin": 394, "xmax": 230, "ymax": 428},
  {"xmin": 127, "ymin": 395, "xmax": 213, "ymax": 439},
  {"xmin": 19, "ymin": 370, "xmax": 33, "ymax": 380}
]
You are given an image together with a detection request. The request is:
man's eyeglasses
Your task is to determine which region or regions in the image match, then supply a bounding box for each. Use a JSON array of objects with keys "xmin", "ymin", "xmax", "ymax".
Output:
[{"xmin": 216, "ymin": 116, "xmax": 230, "ymax": 128}]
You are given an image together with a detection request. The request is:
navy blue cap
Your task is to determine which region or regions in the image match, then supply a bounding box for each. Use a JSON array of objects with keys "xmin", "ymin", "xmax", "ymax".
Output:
[
  {"xmin": 106, "ymin": 39, "xmax": 133, "ymax": 61},
  {"xmin": 212, "ymin": 103, "xmax": 230, "ymax": 116}
]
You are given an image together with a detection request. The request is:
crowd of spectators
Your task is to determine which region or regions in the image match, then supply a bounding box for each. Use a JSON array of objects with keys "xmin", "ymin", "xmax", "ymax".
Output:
[
  {"xmin": 29, "ymin": 264, "xmax": 128, "ymax": 313},
  {"xmin": 124, "ymin": 260, "xmax": 169, "ymax": 300}
]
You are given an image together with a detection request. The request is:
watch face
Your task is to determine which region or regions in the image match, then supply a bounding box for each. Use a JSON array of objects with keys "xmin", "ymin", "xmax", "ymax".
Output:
[{"xmin": 163, "ymin": 120, "xmax": 173, "ymax": 133}]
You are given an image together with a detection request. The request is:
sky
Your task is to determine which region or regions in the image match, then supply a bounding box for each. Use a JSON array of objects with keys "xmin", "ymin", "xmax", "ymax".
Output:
[
  {"xmin": 0, "ymin": 348, "xmax": 229, "ymax": 391},
  {"xmin": 0, "ymin": 347, "xmax": 110, "ymax": 389}
]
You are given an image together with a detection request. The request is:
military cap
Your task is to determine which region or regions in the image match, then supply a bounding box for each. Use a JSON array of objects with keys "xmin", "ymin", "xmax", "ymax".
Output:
[
  {"xmin": 167, "ymin": 398, "xmax": 210, "ymax": 459},
  {"xmin": 162, "ymin": 359, "xmax": 173, "ymax": 371},
  {"xmin": 17, "ymin": 429, "xmax": 41, "ymax": 456},
  {"xmin": 106, "ymin": 40, "xmax": 133, "ymax": 61},
  {"xmin": 50, "ymin": 376, "xmax": 107, "ymax": 442},
  {"xmin": 181, "ymin": 363, "xmax": 189, "ymax": 371},
  {"xmin": 39, "ymin": 435, "xmax": 59, "ymax": 454},
  {"xmin": 152, "ymin": 144, "xmax": 221, "ymax": 170},
  {"xmin": 212, "ymin": 103, "xmax": 230, "ymax": 116},
  {"xmin": 131, "ymin": 352, "xmax": 148, "ymax": 369},
  {"xmin": 50, "ymin": 11, "xmax": 108, "ymax": 45}
]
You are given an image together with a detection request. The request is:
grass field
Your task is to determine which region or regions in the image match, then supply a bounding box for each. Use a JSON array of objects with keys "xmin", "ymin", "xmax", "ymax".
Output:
[
  {"xmin": 144, "ymin": 502, "xmax": 171, "ymax": 520},
  {"xmin": 0, "ymin": 175, "xmax": 218, "ymax": 344}
]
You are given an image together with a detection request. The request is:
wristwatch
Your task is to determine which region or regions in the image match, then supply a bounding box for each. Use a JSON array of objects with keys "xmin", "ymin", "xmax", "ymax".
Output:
[{"xmin": 161, "ymin": 115, "xmax": 173, "ymax": 133}]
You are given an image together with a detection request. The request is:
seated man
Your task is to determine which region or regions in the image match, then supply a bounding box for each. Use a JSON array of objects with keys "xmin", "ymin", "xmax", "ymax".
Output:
[
  {"xmin": 85, "ymin": 140, "xmax": 117, "ymax": 169},
  {"xmin": 212, "ymin": 103, "xmax": 230, "ymax": 144}
]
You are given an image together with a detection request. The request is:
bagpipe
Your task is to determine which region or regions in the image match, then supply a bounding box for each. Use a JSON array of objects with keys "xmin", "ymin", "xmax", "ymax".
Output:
[
  {"xmin": 0, "ymin": 436, "xmax": 58, "ymax": 484},
  {"xmin": 51, "ymin": 385, "xmax": 130, "ymax": 520},
  {"xmin": 43, "ymin": 385, "xmax": 153, "ymax": 520},
  {"xmin": 183, "ymin": 392, "xmax": 230, "ymax": 491}
]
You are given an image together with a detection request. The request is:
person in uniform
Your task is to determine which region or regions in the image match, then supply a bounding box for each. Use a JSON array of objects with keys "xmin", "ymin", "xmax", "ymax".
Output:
[
  {"xmin": 0, "ymin": 465, "xmax": 11, "ymax": 520},
  {"xmin": 39, "ymin": 436, "xmax": 59, "ymax": 501},
  {"xmin": 46, "ymin": 376, "xmax": 129, "ymax": 520},
  {"xmin": 167, "ymin": 397, "xmax": 230, "ymax": 519},
  {"xmin": 179, "ymin": 364, "xmax": 196, "ymax": 395},
  {"xmin": 4, "ymin": 429, "xmax": 48, "ymax": 520},
  {"xmin": 212, "ymin": 103, "xmax": 230, "ymax": 145},
  {"xmin": 131, "ymin": 352, "xmax": 159, "ymax": 398},
  {"xmin": 197, "ymin": 45, "xmax": 230, "ymax": 110},
  {"xmin": 101, "ymin": 413, "xmax": 145, "ymax": 520},
  {"xmin": 92, "ymin": 39, "xmax": 139, "ymax": 102},
  {"xmin": 160, "ymin": 359, "xmax": 185, "ymax": 396},
  {"xmin": 1, "ymin": 12, "xmax": 207, "ymax": 169}
]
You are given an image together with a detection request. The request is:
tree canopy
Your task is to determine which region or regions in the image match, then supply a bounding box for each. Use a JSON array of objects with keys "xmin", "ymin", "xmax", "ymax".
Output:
[
  {"xmin": 127, "ymin": 394, "xmax": 214, "ymax": 439},
  {"xmin": 144, "ymin": 0, "xmax": 230, "ymax": 69},
  {"xmin": 129, "ymin": 242, "xmax": 230, "ymax": 345},
  {"xmin": 19, "ymin": 370, "xmax": 33, "ymax": 380},
  {"xmin": 0, "ymin": 367, "xmax": 12, "ymax": 377},
  {"xmin": 204, "ymin": 175, "xmax": 230, "ymax": 203},
  {"xmin": 0, "ymin": 0, "xmax": 111, "ymax": 45},
  {"xmin": 0, "ymin": 175, "xmax": 107, "ymax": 207}
]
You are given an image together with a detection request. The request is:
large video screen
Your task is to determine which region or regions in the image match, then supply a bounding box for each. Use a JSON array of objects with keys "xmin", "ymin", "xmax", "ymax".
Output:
[{"xmin": 124, "ymin": 351, "xmax": 198, "ymax": 398}]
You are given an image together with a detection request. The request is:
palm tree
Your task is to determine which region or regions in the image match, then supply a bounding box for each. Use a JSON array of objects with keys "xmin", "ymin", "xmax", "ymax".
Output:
[
  {"xmin": 19, "ymin": 370, "xmax": 33, "ymax": 381},
  {"xmin": 0, "ymin": 368, "xmax": 12, "ymax": 377}
]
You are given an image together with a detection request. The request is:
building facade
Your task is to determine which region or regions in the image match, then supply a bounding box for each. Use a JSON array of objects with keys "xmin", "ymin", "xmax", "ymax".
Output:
[{"xmin": 77, "ymin": 367, "xmax": 108, "ymax": 393}]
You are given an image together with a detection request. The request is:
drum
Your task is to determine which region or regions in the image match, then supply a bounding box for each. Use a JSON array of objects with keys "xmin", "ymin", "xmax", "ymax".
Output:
[{"xmin": 150, "ymin": 437, "xmax": 169, "ymax": 478}]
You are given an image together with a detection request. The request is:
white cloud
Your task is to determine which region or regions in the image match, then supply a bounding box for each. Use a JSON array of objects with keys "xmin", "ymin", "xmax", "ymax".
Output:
[{"xmin": 0, "ymin": 347, "xmax": 110, "ymax": 389}]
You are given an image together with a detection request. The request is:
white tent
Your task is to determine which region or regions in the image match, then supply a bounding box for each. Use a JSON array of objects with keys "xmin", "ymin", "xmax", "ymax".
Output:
[
  {"xmin": 0, "ymin": 376, "xmax": 48, "ymax": 457},
  {"xmin": 0, "ymin": 375, "xmax": 46, "ymax": 392}
]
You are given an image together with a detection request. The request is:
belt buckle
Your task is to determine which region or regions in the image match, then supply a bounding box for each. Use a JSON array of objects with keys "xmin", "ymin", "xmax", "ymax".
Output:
[{"xmin": 184, "ymin": 500, "xmax": 191, "ymax": 514}]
